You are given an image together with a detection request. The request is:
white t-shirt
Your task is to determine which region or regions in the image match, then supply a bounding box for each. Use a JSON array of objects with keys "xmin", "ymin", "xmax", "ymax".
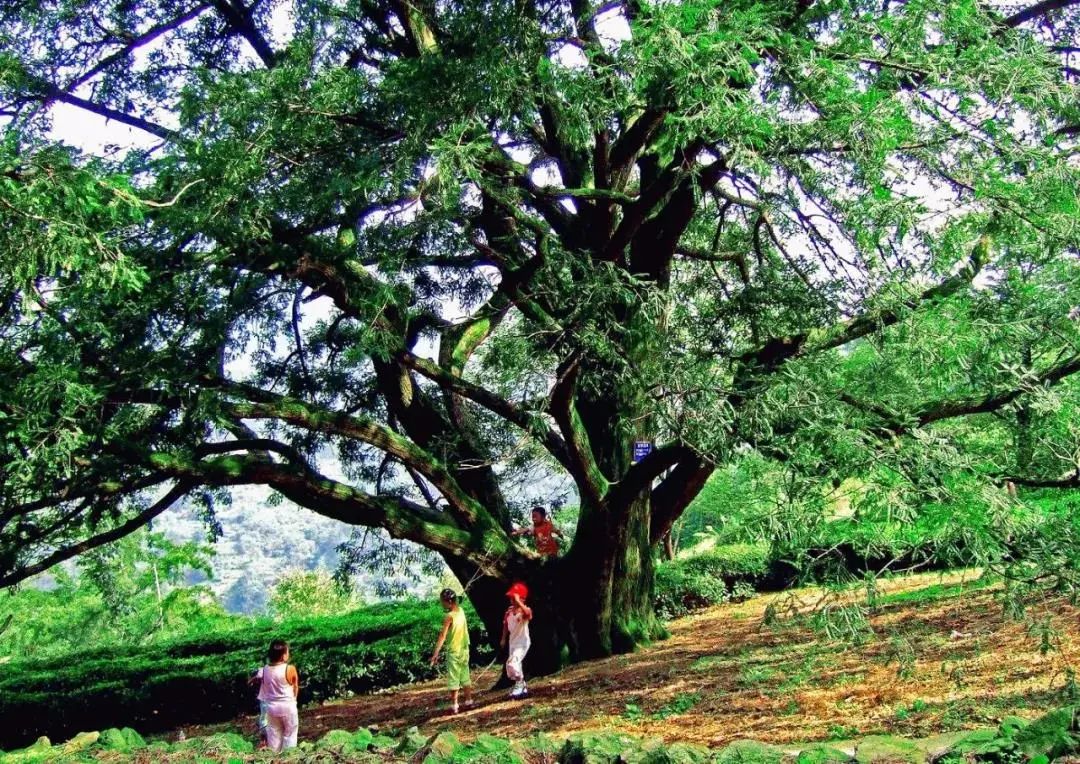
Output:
[
  {"xmin": 257, "ymin": 663, "xmax": 295, "ymax": 703},
  {"xmin": 506, "ymin": 608, "xmax": 531, "ymax": 650}
]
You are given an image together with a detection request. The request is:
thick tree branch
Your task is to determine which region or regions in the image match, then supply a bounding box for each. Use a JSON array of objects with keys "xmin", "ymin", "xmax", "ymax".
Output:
[
  {"xmin": 549, "ymin": 355, "xmax": 609, "ymax": 507},
  {"xmin": 1003, "ymin": 469, "xmax": 1080, "ymax": 488},
  {"xmin": 65, "ymin": 4, "xmax": 211, "ymax": 93},
  {"xmin": 650, "ymin": 456, "xmax": 713, "ymax": 545},
  {"xmin": 151, "ymin": 452, "xmax": 497, "ymax": 565},
  {"xmin": 398, "ymin": 351, "xmax": 574, "ymax": 472},
  {"xmin": 839, "ymin": 353, "xmax": 1080, "ymax": 437},
  {"xmin": 916, "ymin": 354, "xmax": 1080, "ymax": 427},
  {"xmin": 606, "ymin": 443, "xmax": 695, "ymax": 511},
  {"xmin": 45, "ymin": 88, "xmax": 178, "ymax": 142},
  {"xmin": 222, "ymin": 395, "xmax": 492, "ymax": 530},
  {"xmin": 1004, "ymin": 0, "xmax": 1080, "ymax": 27},
  {"xmin": 0, "ymin": 481, "xmax": 193, "ymax": 589},
  {"xmin": 209, "ymin": 0, "xmax": 277, "ymax": 66}
]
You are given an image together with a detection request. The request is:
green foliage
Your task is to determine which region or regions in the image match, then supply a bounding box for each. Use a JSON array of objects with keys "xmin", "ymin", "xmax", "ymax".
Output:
[
  {"xmin": 0, "ymin": 530, "xmax": 227, "ymax": 662},
  {"xmin": 268, "ymin": 569, "xmax": 361, "ymax": 620},
  {"xmin": 0, "ymin": 598, "xmax": 490, "ymax": 750},
  {"xmin": 653, "ymin": 545, "xmax": 769, "ymax": 619}
]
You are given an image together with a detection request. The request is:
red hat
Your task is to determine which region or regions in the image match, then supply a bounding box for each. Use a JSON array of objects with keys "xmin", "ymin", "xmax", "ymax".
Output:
[{"xmin": 506, "ymin": 582, "xmax": 528, "ymax": 600}]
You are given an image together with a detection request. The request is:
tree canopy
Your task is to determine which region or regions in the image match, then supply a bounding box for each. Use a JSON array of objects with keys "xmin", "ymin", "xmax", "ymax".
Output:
[{"xmin": 2, "ymin": 0, "xmax": 1080, "ymax": 658}]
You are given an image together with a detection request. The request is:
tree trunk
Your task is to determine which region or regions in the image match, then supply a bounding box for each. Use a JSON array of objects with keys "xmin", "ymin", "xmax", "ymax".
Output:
[
  {"xmin": 663, "ymin": 532, "xmax": 676, "ymax": 561},
  {"xmin": 452, "ymin": 494, "xmax": 664, "ymax": 682}
]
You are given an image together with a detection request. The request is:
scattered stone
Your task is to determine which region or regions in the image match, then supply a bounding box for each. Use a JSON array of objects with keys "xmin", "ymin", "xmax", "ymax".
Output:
[
  {"xmin": 418, "ymin": 730, "xmax": 461, "ymax": 763},
  {"xmin": 1014, "ymin": 706, "xmax": 1079, "ymax": 759},
  {"xmin": 911, "ymin": 730, "xmax": 977, "ymax": 761},
  {"xmin": 348, "ymin": 727, "xmax": 373, "ymax": 751},
  {"xmin": 853, "ymin": 735, "xmax": 924, "ymax": 763},
  {"xmin": 188, "ymin": 731, "xmax": 254, "ymax": 755},
  {"xmin": 371, "ymin": 732, "xmax": 400, "ymax": 751},
  {"xmin": 469, "ymin": 732, "xmax": 525, "ymax": 763},
  {"xmin": 998, "ymin": 716, "xmax": 1029, "ymax": 738},
  {"xmin": 519, "ymin": 732, "xmax": 560, "ymax": 757},
  {"xmin": 561, "ymin": 731, "xmax": 657, "ymax": 764},
  {"xmin": 793, "ymin": 743, "xmax": 855, "ymax": 764},
  {"xmin": 98, "ymin": 727, "xmax": 146, "ymax": 752},
  {"xmin": 941, "ymin": 729, "xmax": 1004, "ymax": 760},
  {"xmin": 319, "ymin": 729, "xmax": 359, "ymax": 750},
  {"xmin": 713, "ymin": 739, "xmax": 786, "ymax": 764},
  {"xmin": 397, "ymin": 726, "xmax": 431, "ymax": 756},
  {"xmin": 643, "ymin": 741, "xmax": 710, "ymax": 764}
]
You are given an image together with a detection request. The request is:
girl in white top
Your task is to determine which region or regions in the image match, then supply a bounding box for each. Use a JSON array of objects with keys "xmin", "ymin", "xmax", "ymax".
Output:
[
  {"xmin": 252, "ymin": 639, "xmax": 300, "ymax": 752},
  {"xmin": 501, "ymin": 582, "xmax": 533, "ymax": 699}
]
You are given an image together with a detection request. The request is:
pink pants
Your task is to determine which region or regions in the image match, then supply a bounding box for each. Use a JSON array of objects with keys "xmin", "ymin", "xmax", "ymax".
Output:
[
  {"xmin": 264, "ymin": 699, "xmax": 298, "ymax": 752},
  {"xmin": 506, "ymin": 642, "xmax": 530, "ymax": 682}
]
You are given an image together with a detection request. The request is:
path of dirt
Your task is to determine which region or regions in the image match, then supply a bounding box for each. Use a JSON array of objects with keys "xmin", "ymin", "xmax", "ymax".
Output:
[{"xmin": 182, "ymin": 571, "xmax": 1080, "ymax": 749}]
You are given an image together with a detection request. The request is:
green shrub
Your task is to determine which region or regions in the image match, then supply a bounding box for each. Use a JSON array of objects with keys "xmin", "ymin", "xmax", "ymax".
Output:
[
  {"xmin": 654, "ymin": 545, "xmax": 770, "ymax": 619},
  {"xmin": 0, "ymin": 599, "xmax": 490, "ymax": 751}
]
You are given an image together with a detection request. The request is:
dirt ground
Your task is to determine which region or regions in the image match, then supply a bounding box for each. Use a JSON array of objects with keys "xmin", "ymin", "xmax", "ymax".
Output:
[{"xmin": 183, "ymin": 571, "xmax": 1080, "ymax": 749}]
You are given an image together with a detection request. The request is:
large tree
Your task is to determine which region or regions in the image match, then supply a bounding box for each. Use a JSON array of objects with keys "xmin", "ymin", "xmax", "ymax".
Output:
[{"xmin": 2, "ymin": 0, "xmax": 1080, "ymax": 668}]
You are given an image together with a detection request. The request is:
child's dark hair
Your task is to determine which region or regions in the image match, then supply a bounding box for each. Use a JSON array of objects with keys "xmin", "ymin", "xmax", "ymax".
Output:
[
  {"xmin": 440, "ymin": 588, "xmax": 458, "ymax": 604},
  {"xmin": 268, "ymin": 639, "xmax": 289, "ymax": 663},
  {"xmin": 531, "ymin": 505, "xmax": 548, "ymax": 519}
]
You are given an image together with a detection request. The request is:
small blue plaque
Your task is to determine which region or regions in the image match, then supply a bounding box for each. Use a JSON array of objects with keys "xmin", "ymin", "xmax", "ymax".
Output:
[{"xmin": 632, "ymin": 441, "xmax": 653, "ymax": 464}]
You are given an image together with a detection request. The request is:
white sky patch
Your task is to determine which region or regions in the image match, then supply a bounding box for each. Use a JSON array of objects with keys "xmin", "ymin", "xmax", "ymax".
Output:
[
  {"xmin": 594, "ymin": 7, "xmax": 633, "ymax": 50},
  {"xmin": 47, "ymin": 103, "xmax": 163, "ymax": 154},
  {"xmin": 551, "ymin": 41, "xmax": 588, "ymax": 70}
]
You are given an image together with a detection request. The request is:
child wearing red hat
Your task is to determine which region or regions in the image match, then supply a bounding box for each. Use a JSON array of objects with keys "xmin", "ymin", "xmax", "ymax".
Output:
[{"xmin": 501, "ymin": 582, "xmax": 532, "ymax": 699}]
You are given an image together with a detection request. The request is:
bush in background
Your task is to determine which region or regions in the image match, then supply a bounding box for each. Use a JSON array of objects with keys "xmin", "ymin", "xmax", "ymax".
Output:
[{"xmin": 653, "ymin": 544, "xmax": 770, "ymax": 620}]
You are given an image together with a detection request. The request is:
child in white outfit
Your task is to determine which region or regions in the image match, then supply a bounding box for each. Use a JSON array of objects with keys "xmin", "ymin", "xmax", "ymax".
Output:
[
  {"xmin": 501, "ymin": 582, "xmax": 532, "ymax": 699},
  {"xmin": 251, "ymin": 639, "xmax": 300, "ymax": 752}
]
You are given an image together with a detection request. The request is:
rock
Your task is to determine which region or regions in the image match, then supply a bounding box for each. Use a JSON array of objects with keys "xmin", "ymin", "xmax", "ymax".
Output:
[
  {"xmin": 853, "ymin": 735, "xmax": 924, "ymax": 763},
  {"xmin": 561, "ymin": 731, "xmax": 653, "ymax": 764},
  {"xmin": 371, "ymin": 733, "xmax": 399, "ymax": 751},
  {"xmin": 643, "ymin": 742, "xmax": 711, "ymax": 764},
  {"xmin": 942, "ymin": 729, "xmax": 1007, "ymax": 760},
  {"xmin": 913, "ymin": 731, "xmax": 973, "ymax": 761},
  {"xmin": 1014, "ymin": 707, "xmax": 1079, "ymax": 759},
  {"xmin": 519, "ymin": 733, "xmax": 560, "ymax": 757},
  {"xmin": 353, "ymin": 727, "xmax": 375, "ymax": 750},
  {"xmin": 190, "ymin": 731, "xmax": 254, "ymax": 755},
  {"xmin": 420, "ymin": 731, "xmax": 462, "ymax": 763},
  {"xmin": 467, "ymin": 733, "xmax": 524, "ymax": 764},
  {"xmin": 713, "ymin": 740, "xmax": 786, "ymax": 764},
  {"xmin": 998, "ymin": 716, "xmax": 1028, "ymax": 738},
  {"xmin": 397, "ymin": 726, "xmax": 430, "ymax": 756},
  {"xmin": 319, "ymin": 729, "xmax": 359, "ymax": 750},
  {"xmin": 794, "ymin": 743, "xmax": 854, "ymax": 764},
  {"xmin": 98, "ymin": 727, "xmax": 146, "ymax": 752}
]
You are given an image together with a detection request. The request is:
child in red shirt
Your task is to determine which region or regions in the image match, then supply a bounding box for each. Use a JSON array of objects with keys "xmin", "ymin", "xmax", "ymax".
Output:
[{"xmin": 512, "ymin": 506, "xmax": 563, "ymax": 557}]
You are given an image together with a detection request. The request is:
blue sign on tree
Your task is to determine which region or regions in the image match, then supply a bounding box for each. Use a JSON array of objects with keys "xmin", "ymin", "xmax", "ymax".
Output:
[{"xmin": 632, "ymin": 441, "xmax": 653, "ymax": 464}]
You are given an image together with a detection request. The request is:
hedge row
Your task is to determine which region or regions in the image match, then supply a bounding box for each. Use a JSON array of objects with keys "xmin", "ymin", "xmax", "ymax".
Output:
[{"xmin": 0, "ymin": 600, "xmax": 491, "ymax": 750}]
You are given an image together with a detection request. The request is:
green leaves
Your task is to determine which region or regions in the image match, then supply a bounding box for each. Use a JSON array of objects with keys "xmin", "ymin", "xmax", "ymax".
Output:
[{"xmin": 0, "ymin": 135, "xmax": 147, "ymax": 290}]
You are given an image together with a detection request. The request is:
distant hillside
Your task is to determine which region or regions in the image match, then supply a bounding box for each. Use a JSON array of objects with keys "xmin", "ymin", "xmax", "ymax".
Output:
[{"xmin": 152, "ymin": 485, "xmax": 439, "ymax": 613}]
